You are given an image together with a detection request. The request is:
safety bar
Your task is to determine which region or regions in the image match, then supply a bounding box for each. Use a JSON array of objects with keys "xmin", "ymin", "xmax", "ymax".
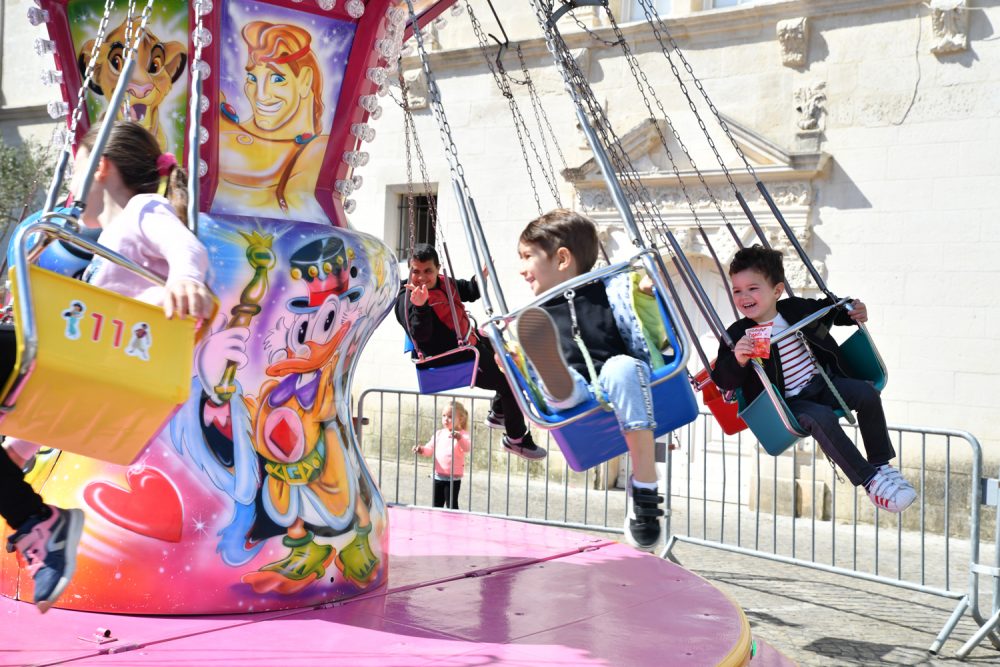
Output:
[{"xmin": 413, "ymin": 341, "xmax": 480, "ymax": 370}]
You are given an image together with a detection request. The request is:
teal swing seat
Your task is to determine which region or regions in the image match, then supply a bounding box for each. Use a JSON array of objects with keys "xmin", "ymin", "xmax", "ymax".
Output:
[{"xmin": 736, "ymin": 319, "xmax": 887, "ymax": 456}]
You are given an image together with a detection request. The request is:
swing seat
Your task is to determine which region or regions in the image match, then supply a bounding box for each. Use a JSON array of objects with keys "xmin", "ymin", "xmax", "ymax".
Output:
[
  {"xmin": 545, "ymin": 369, "xmax": 698, "ymax": 472},
  {"xmin": 0, "ymin": 264, "xmax": 197, "ymax": 466},
  {"xmin": 693, "ymin": 367, "xmax": 747, "ymax": 436},
  {"xmin": 405, "ymin": 334, "xmax": 480, "ymax": 394},
  {"xmin": 737, "ymin": 327, "xmax": 888, "ymax": 456},
  {"xmin": 505, "ymin": 280, "xmax": 698, "ymax": 472}
]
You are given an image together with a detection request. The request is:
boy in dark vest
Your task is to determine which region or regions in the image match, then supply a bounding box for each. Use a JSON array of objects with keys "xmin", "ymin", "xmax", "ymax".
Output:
[{"xmin": 395, "ymin": 244, "xmax": 545, "ymax": 460}]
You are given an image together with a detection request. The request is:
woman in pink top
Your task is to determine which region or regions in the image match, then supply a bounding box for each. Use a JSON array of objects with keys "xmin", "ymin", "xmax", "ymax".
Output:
[
  {"xmin": 5, "ymin": 121, "xmax": 212, "ymax": 468},
  {"xmin": 413, "ymin": 402, "xmax": 472, "ymax": 509}
]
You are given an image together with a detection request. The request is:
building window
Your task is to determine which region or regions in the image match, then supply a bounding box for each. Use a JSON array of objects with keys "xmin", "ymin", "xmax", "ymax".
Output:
[
  {"xmin": 397, "ymin": 193, "xmax": 437, "ymax": 259},
  {"xmin": 624, "ymin": 0, "xmax": 672, "ymax": 21},
  {"xmin": 709, "ymin": 0, "xmax": 755, "ymax": 8}
]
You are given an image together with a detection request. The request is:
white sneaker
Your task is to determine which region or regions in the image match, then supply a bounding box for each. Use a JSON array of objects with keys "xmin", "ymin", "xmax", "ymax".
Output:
[
  {"xmin": 877, "ymin": 464, "xmax": 914, "ymax": 490},
  {"xmin": 866, "ymin": 469, "xmax": 917, "ymax": 513}
]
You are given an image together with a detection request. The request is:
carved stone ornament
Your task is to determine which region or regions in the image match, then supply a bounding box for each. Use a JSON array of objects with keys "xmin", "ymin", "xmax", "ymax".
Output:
[
  {"xmin": 403, "ymin": 68, "xmax": 429, "ymax": 111},
  {"xmin": 776, "ymin": 17, "xmax": 809, "ymax": 68},
  {"xmin": 794, "ymin": 82, "xmax": 826, "ymax": 131},
  {"xmin": 930, "ymin": 0, "xmax": 969, "ymax": 55}
]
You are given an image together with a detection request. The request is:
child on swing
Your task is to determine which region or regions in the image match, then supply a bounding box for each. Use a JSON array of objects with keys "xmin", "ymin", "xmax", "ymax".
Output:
[
  {"xmin": 711, "ymin": 245, "xmax": 916, "ymax": 513},
  {"xmin": 514, "ymin": 209, "xmax": 664, "ymax": 551},
  {"xmin": 1, "ymin": 120, "xmax": 212, "ymax": 612}
]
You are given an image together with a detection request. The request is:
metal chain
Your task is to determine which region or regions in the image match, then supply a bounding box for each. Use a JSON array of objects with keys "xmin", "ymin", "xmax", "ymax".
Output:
[
  {"xmin": 516, "ymin": 45, "xmax": 566, "ymax": 192},
  {"xmin": 531, "ymin": 1, "xmax": 662, "ymax": 252},
  {"xmin": 121, "ymin": 0, "xmax": 138, "ymax": 121},
  {"xmin": 637, "ymin": 0, "xmax": 757, "ymax": 184},
  {"xmin": 64, "ymin": 0, "xmax": 115, "ymax": 148},
  {"xmin": 463, "ymin": 0, "xmax": 560, "ymax": 213},
  {"xmin": 598, "ymin": 2, "xmax": 738, "ymax": 316},
  {"xmin": 406, "ymin": 0, "xmax": 472, "ymax": 201}
]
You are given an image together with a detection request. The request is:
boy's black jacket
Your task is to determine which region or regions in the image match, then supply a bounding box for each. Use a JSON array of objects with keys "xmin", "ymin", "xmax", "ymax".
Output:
[{"xmin": 711, "ymin": 296, "xmax": 856, "ymax": 404}]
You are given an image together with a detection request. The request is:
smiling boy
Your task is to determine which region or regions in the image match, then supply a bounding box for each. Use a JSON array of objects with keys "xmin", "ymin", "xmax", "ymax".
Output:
[{"xmin": 712, "ymin": 245, "xmax": 916, "ymax": 513}]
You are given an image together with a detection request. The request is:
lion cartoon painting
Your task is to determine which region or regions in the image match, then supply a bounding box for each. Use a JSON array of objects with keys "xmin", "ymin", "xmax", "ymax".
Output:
[{"xmin": 77, "ymin": 17, "xmax": 187, "ymax": 150}]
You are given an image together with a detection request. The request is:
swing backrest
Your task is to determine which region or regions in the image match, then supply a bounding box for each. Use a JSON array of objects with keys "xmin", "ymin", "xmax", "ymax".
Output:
[{"xmin": 839, "ymin": 327, "xmax": 887, "ymax": 392}]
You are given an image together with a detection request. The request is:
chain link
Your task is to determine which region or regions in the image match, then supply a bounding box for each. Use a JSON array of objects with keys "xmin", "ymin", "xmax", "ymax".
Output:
[
  {"xmin": 61, "ymin": 0, "xmax": 115, "ymax": 152},
  {"xmin": 637, "ymin": 0, "xmax": 758, "ymax": 184},
  {"xmin": 463, "ymin": 1, "xmax": 562, "ymax": 213}
]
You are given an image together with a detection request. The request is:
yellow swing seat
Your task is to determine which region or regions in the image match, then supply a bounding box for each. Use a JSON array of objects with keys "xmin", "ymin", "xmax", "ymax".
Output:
[{"xmin": 1, "ymin": 229, "xmax": 201, "ymax": 466}]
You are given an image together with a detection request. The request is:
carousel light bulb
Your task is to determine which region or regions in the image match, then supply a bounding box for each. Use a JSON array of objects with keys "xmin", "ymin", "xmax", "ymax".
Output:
[
  {"xmin": 47, "ymin": 101, "xmax": 69, "ymax": 119},
  {"xmin": 342, "ymin": 150, "xmax": 362, "ymax": 167},
  {"xmin": 358, "ymin": 94, "xmax": 379, "ymax": 113},
  {"xmin": 199, "ymin": 159, "xmax": 208, "ymax": 178},
  {"xmin": 368, "ymin": 105, "xmax": 383, "ymax": 120},
  {"xmin": 199, "ymin": 126, "xmax": 209, "ymax": 145},
  {"xmin": 450, "ymin": 4, "xmax": 464, "ymax": 17},
  {"xmin": 26, "ymin": 6, "xmax": 50, "ymax": 25},
  {"xmin": 346, "ymin": 0, "xmax": 365, "ymax": 19},
  {"xmin": 195, "ymin": 0, "xmax": 213, "ymax": 16},
  {"xmin": 351, "ymin": 174, "xmax": 363, "ymax": 189},
  {"xmin": 383, "ymin": 59, "xmax": 398, "ymax": 75},
  {"xmin": 350, "ymin": 123, "xmax": 376, "ymax": 142},
  {"xmin": 400, "ymin": 43, "xmax": 414, "ymax": 57},
  {"xmin": 51, "ymin": 127, "xmax": 70, "ymax": 149},
  {"xmin": 366, "ymin": 67, "xmax": 387, "ymax": 86},
  {"xmin": 433, "ymin": 17, "xmax": 447, "ymax": 30},
  {"xmin": 375, "ymin": 38, "xmax": 398, "ymax": 59},
  {"xmin": 376, "ymin": 83, "xmax": 389, "ymax": 97},
  {"xmin": 193, "ymin": 60, "xmax": 211, "ymax": 79},
  {"xmin": 40, "ymin": 70, "xmax": 63, "ymax": 86},
  {"xmin": 317, "ymin": 0, "xmax": 335, "ymax": 10},
  {"xmin": 34, "ymin": 38, "xmax": 56, "ymax": 56},
  {"xmin": 344, "ymin": 199, "xmax": 357, "ymax": 214},
  {"xmin": 199, "ymin": 95, "xmax": 210, "ymax": 114},
  {"xmin": 335, "ymin": 179, "xmax": 354, "ymax": 196},
  {"xmin": 386, "ymin": 7, "xmax": 406, "ymax": 24},
  {"xmin": 192, "ymin": 27, "xmax": 212, "ymax": 48}
]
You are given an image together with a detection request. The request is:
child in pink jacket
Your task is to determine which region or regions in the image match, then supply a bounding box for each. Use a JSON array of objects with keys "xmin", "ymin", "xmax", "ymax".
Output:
[{"xmin": 413, "ymin": 402, "xmax": 471, "ymax": 509}]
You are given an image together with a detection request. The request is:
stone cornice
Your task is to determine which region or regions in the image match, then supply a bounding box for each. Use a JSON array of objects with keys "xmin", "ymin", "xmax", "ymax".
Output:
[
  {"xmin": 402, "ymin": 0, "xmax": 924, "ymax": 73},
  {"xmin": 0, "ymin": 105, "xmax": 50, "ymax": 123}
]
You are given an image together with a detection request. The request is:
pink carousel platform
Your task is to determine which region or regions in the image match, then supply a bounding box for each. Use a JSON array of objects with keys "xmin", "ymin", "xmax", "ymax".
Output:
[{"xmin": 1, "ymin": 507, "xmax": 791, "ymax": 667}]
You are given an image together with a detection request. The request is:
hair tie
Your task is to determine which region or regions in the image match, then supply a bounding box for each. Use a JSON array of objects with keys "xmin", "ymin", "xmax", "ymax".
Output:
[{"xmin": 156, "ymin": 152, "xmax": 178, "ymax": 177}]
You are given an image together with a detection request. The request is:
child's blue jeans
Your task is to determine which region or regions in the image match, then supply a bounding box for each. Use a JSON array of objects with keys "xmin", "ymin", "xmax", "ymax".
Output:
[{"xmin": 543, "ymin": 355, "xmax": 657, "ymax": 432}]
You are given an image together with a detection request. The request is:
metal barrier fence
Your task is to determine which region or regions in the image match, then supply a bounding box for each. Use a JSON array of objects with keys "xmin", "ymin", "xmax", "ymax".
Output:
[{"xmin": 355, "ymin": 386, "xmax": 1000, "ymax": 658}]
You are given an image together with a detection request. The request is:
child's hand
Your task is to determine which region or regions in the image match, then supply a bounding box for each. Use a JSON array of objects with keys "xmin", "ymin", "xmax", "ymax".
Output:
[
  {"xmin": 407, "ymin": 283, "xmax": 429, "ymax": 307},
  {"xmin": 638, "ymin": 275, "xmax": 654, "ymax": 296},
  {"xmin": 733, "ymin": 335, "xmax": 755, "ymax": 367},
  {"xmin": 847, "ymin": 299, "xmax": 868, "ymax": 324},
  {"xmin": 164, "ymin": 280, "xmax": 214, "ymax": 320},
  {"xmin": 411, "ymin": 445, "xmax": 419, "ymax": 453}
]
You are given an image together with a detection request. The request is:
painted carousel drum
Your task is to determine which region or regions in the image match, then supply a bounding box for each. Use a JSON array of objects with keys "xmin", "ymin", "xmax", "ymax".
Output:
[{"xmin": 0, "ymin": 0, "xmax": 443, "ymax": 614}]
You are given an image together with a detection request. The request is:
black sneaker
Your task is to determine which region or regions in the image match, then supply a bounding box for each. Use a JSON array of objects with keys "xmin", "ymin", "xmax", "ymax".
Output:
[
  {"xmin": 6, "ymin": 504, "xmax": 85, "ymax": 613},
  {"xmin": 502, "ymin": 432, "xmax": 547, "ymax": 461},
  {"xmin": 515, "ymin": 307, "xmax": 575, "ymax": 402},
  {"xmin": 624, "ymin": 482, "xmax": 663, "ymax": 552},
  {"xmin": 485, "ymin": 410, "xmax": 505, "ymax": 430}
]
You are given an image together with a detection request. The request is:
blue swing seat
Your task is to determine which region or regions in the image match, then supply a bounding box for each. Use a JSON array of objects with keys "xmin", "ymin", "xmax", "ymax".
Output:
[
  {"xmin": 737, "ymin": 326, "xmax": 887, "ymax": 456},
  {"xmin": 405, "ymin": 333, "xmax": 480, "ymax": 394},
  {"xmin": 506, "ymin": 282, "xmax": 698, "ymax": 472}
]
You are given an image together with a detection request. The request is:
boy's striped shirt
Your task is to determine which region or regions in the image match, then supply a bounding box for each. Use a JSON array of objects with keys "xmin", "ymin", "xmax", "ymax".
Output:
[{"xmin": 766, "ymin": 314, "xmax": 817, "ymax": 397}]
